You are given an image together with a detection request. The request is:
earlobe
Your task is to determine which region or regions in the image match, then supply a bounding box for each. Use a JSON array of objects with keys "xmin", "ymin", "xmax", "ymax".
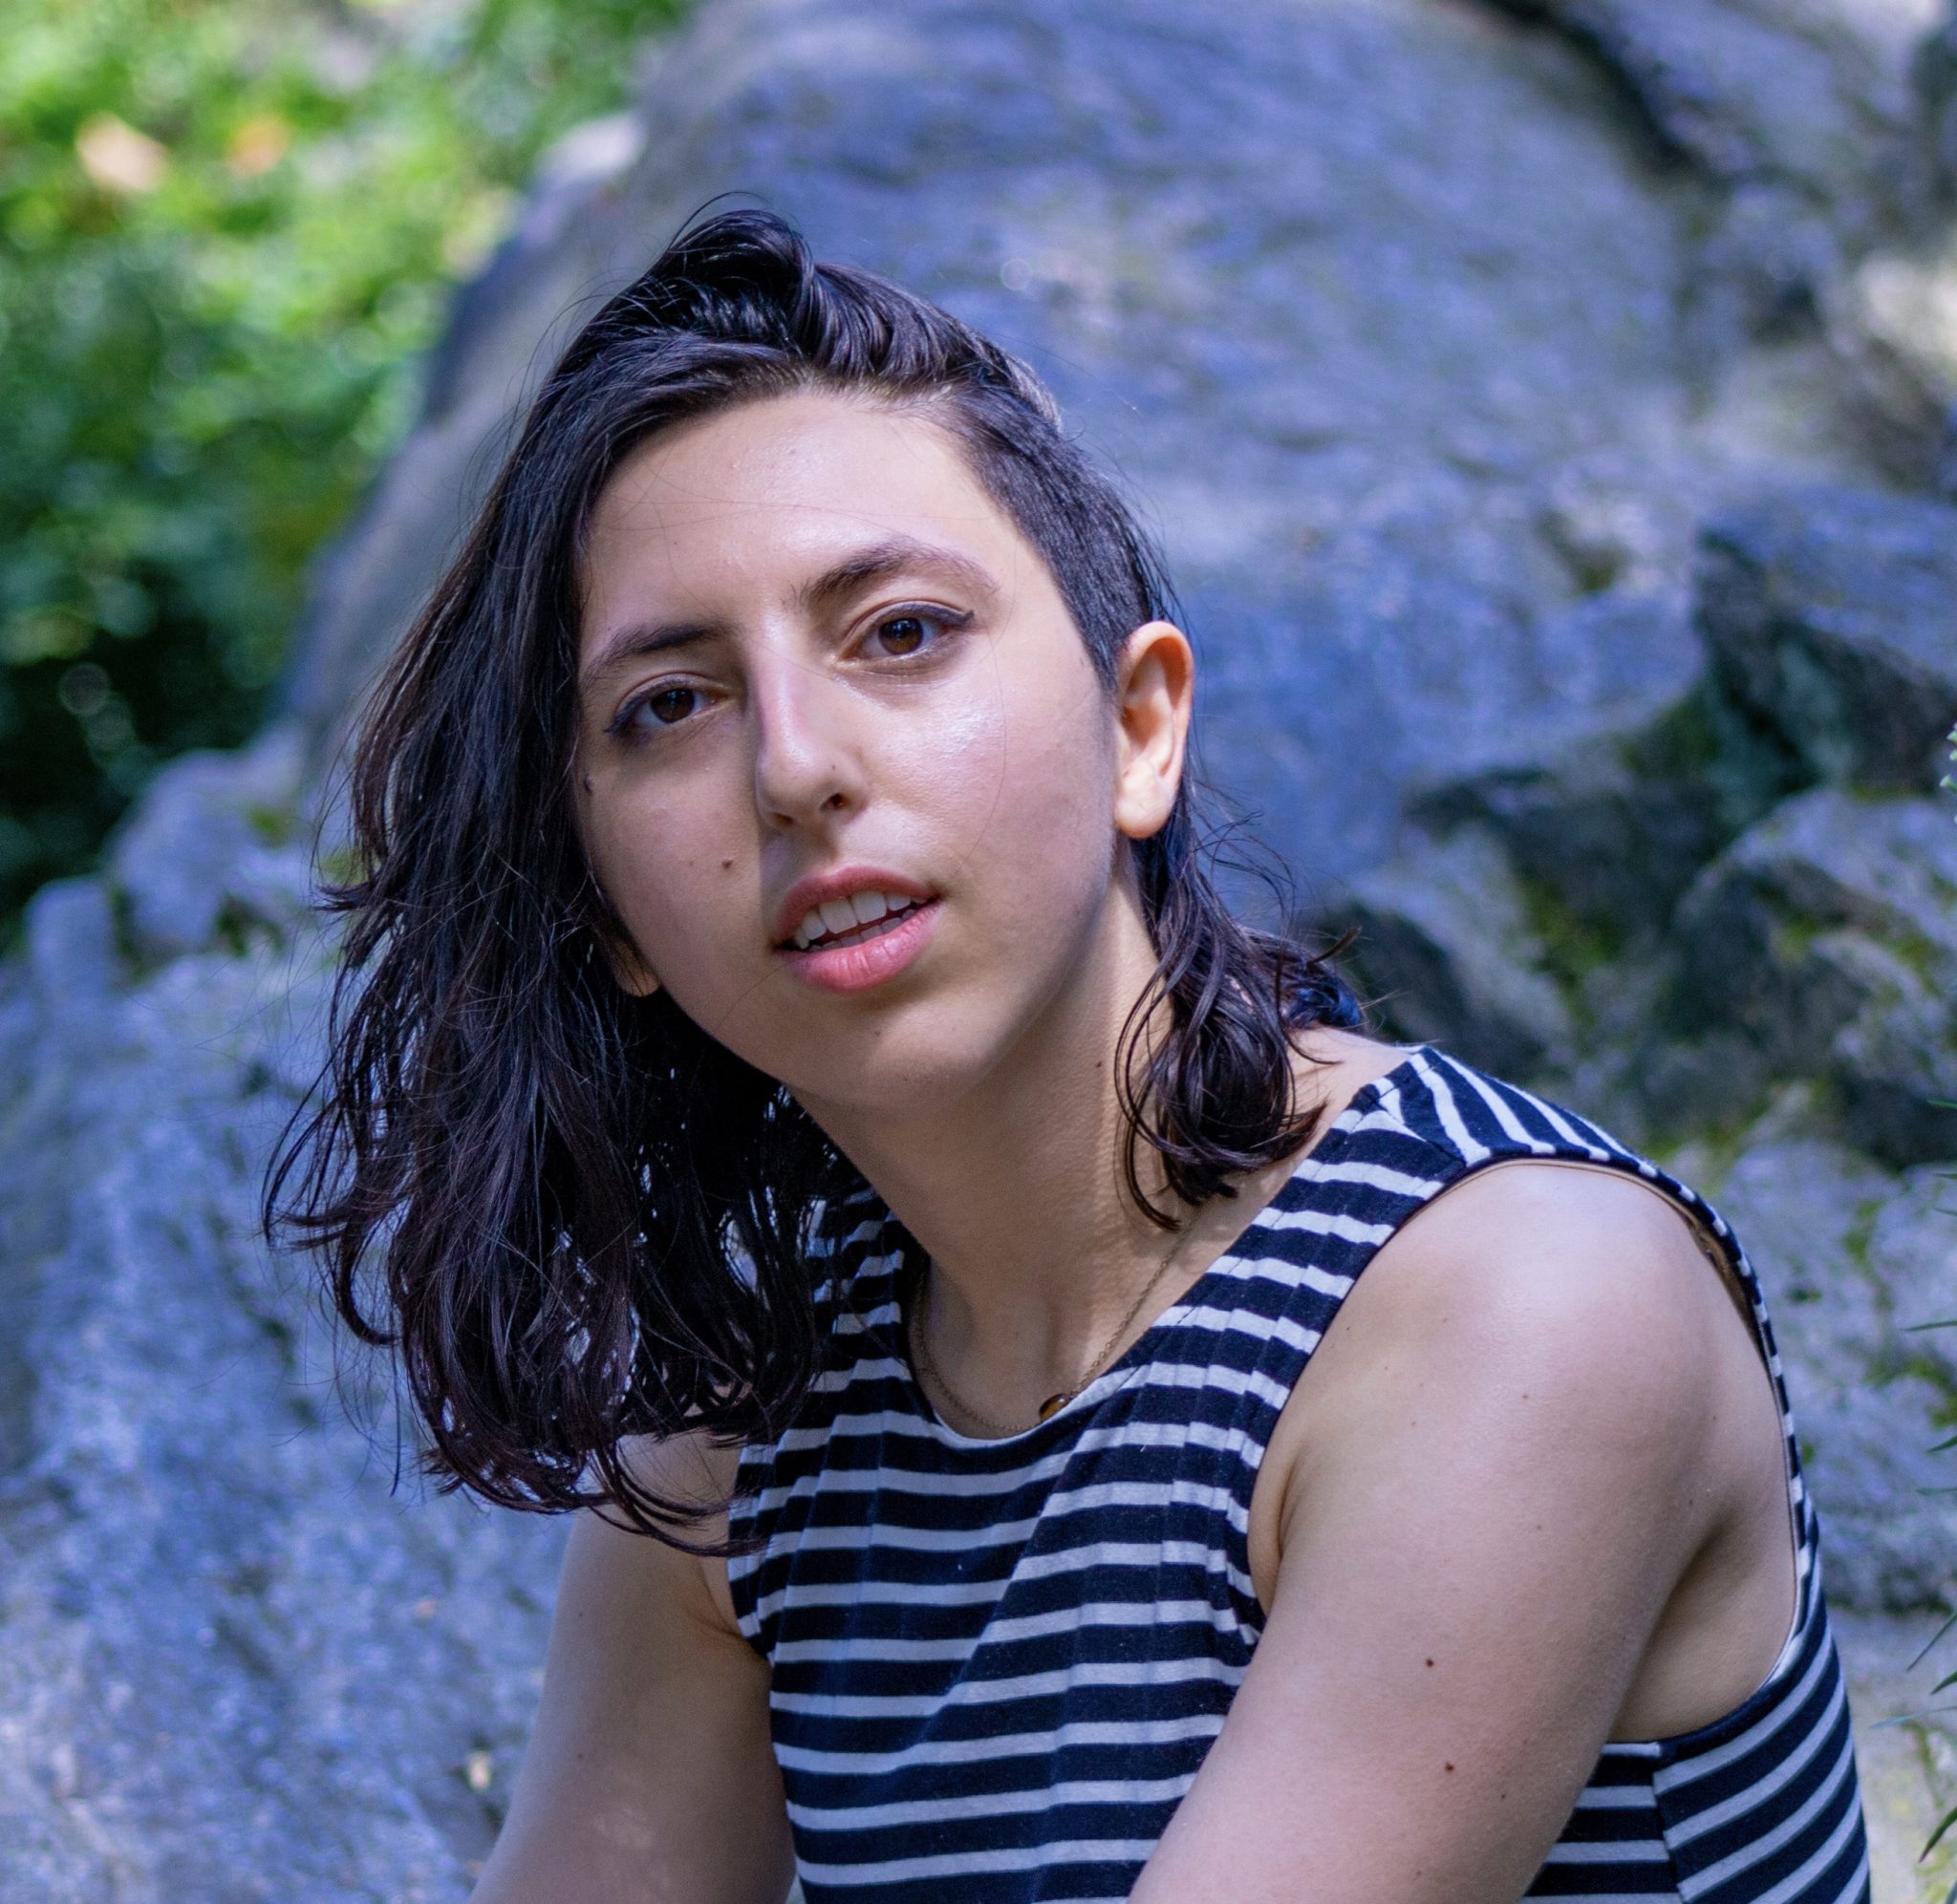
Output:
[
  {"xmin": 617, "ymin": 963, "xmax": 663, "ymax": 998},
  {"xmin": 611, "ymin": 945, "xmax": 663, "ymax": 997},
  {"xmin": 585, "ymin": 919, "xmax": 662, "ymax": 996},
  {"xmin": 1111, "ymin": 619, "xmax": 1194, "ymax": 843}
]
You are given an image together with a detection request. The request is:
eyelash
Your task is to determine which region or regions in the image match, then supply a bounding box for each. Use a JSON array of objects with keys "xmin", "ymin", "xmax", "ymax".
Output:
[{"xmin": 603, "ymin": 605, "xmax": 969, "ymax": 746}]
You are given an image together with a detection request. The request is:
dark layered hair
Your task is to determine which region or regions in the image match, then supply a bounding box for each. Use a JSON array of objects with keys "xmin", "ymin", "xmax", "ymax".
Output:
[{"xmin": 263, "ymin": 203, "xmax": 1369, "ymax": 1545}]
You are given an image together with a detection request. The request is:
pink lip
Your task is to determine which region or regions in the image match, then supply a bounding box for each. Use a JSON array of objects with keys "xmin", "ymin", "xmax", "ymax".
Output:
[{"xmin": 777, "ymin": 897, "xmax": 943, "ymax": 995}]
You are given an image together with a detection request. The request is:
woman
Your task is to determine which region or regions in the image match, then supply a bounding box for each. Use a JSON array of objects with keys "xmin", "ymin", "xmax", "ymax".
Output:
[{"xmin": 267, "ymin": 205, "xmax": 1871, "ymax": 1902}]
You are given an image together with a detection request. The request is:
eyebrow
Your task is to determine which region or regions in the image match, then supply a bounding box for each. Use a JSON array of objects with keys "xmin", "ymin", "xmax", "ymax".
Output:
[{"xmin": 577, "ymin": 534, "xmax": 1000, "ymax": 693}]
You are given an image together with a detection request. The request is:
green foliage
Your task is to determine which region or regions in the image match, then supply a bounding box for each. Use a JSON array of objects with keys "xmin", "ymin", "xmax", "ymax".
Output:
[{"xmin": 0, "ymin": 0, "xmax": 681, "ymax": 943}]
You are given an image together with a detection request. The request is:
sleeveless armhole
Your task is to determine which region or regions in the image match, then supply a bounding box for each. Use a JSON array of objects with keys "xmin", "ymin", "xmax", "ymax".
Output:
[{"xmin": 1431, "ymin": 1150, "xmax": 1810, "ymax": 1741}]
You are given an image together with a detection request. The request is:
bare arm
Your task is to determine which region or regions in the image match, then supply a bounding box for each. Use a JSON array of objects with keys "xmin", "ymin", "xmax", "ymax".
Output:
[
  {"xmin": 469, "ymin": 1431, "xmax": 794, "ymax": 1904},
  {"xmin": 1130, "ymin": 1164, "xmax": 1731, "ymax": 1904}
]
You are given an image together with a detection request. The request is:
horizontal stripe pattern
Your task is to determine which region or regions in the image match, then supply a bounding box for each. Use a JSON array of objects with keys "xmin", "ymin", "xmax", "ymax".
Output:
[{"xmin": 728, "ymin": 1042, "xmax": 1870, "ymax": 1902}]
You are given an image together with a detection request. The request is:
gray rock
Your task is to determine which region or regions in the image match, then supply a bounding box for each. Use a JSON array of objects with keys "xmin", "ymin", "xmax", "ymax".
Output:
[
  {"xmin": 105, "ymin": 724, "xmax": 317, "ymax": 965},
  {"xmin": 1328, "ymin": 824, "xmax": 1577, "ymax": 1077},
  {"xmin": 1866, "ymin": 1162, "xmax": 1957, "ymax": 1393},
  {"xmin": 23, "ymin": 876, "xmax": 118, "ymax": 1021},
  {"xmin": 1695, "ymin": 484, "xmax": 1957, "ymax": 792},
  {"xmin": 1706, "ymin": 1136, "xmax": 1896, "ymax": 1391},
  {"xmin": 1700, "ymin": 1138, "xmax": 1957, "ymax": 1611},
  {"xmin": 1829, "ymin": 936, "xmax": 1957, "ymax": 1168},
  {"xmin": 0, "ymin": 926, "xmax": 568, "ymax": 1901},
  {"xmin": 1401, "ymin": 593, "xmax": 1733, "ymax": 956},
  {"xmin": 1917, "ymin": 8, "xmax": 1957, "ymax": 208},
  {"xmin": 281, "ymin": 0, "xmax": 1912, "ymax": 907},
  {"xmin": 1486, "ymin": 0, "xmax": 1919, "ymax": 359},
  {"xmin": 1799, "ymin": 1375, "xmax": 1957, "ymax": 1610},
  {"xmin": 1667, "ymin": 786, "xmax": 1957, "ymax": 1162},
  {"xmin": 1824, "ymin": 224, "xmax": 1957, "ymax": 487},
  {"xmin": 1486, "ymin": 0, "xmax": 1913, "ymax": 198}
]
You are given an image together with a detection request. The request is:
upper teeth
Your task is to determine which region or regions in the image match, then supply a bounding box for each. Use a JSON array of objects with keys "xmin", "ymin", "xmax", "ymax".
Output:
[{"xmin": 793, "ymin": 890, "xmax": 914, "ymax": 949}]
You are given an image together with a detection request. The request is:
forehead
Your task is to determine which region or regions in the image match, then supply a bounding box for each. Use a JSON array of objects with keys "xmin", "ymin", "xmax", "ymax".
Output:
[{"xmin": 578, "ymin": 388, "xmax": 1036, "ymax": 631}]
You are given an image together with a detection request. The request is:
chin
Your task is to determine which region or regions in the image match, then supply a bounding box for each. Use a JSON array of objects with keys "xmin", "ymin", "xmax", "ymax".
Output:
[{"xmin": 772, "ymin": 1015, "xmax": 1013, "ymax": 1124}]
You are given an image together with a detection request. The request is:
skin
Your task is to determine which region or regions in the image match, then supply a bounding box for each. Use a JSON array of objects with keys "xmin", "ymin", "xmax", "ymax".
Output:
[{"xmin": 468, "ymin": 387, "xmax": 1799, "ymax": 1903}]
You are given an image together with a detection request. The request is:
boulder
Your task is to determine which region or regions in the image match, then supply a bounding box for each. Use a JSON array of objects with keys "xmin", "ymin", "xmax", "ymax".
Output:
[
  {"xmin": 1667, "ymin": 786, "xmax": 1957, "ymax": 1164},
  {"xmin": 281, "ymin": 0, "xmax": 1918, "ymax": 906},
  {"xmin": 1399, "ymin": 601, "xmax": 1749, "ymax": 958},
  {"xmin": 1485, "ymin": 0, "xmax": 1917, "ymax": 201},
  {"xmin": 1683, "ymin": 1136, "xmax": 1957, "ymax": 1613},
  {"xmin": 104, "ymin": 725, "xmax": 315, "ymax": 966},
  {"xmin": 1830, "ymin": 236, "xmax": 1957, "ymax": 485},
  {"xmin": 1922, "ymin": 9, "xmax": 1957, "ymax": 210},
  {"xmin": 1695, "ymin": 484, "xmax": 1957, "ymax": 793},
  {"xmin": 1329, "ymin": 824, "xmax": 1579, "ymax": 1079},
  {"xmin": 1486, "ymin": 0, "xmax": 1919, "ymax": 353},
  {"xmin": 0, "ymin": 760, "xmax": 569, "ymax": 1902}
]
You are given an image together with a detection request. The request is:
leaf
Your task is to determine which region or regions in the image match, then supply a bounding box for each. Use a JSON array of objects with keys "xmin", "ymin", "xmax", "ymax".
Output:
[{"xmin": 1910, "ymin": 1605, "xmax": 1957, "ymax": 1671}]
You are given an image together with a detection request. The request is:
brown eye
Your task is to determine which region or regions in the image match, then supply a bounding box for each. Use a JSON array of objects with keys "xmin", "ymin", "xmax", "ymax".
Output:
[
  {"xmin": 868, "ymin": 609, "xmax": 961, "ymax": 658},
  {"xmin": 609, "ymin": 683, "xmax": 703, "ymax": 744},
  {"xmin": 645, "ymin": 686, "xmax": 698, "ymax": 724}
]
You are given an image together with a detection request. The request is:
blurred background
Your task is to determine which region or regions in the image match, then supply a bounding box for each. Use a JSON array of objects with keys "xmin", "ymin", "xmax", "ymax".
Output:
[
  {"xmin": 5, "ymin": 0, "xmax": 1957, "ymax": 1897},
  {"xmin": 0, "ymin": 0, "xmax": 673, "ymax": 946}
]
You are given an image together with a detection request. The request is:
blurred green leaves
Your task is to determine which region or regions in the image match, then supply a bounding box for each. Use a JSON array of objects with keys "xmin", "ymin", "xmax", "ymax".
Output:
[{"xmin": 0, "ymin": 0, "xmax": 680, "ymax": 940}]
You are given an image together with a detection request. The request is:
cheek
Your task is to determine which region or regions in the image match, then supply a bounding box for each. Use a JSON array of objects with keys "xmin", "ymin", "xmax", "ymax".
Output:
[
  {"xmin": 581, "ymin": 779, "xmax": 751, "ymax": 977},
  {"xmin": 907, "ymin": 659, "xmax": 1114, "ymax": 929}
]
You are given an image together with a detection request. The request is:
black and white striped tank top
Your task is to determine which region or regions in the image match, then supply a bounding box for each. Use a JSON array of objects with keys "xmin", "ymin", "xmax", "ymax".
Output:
[{"xmin": 726, "ymin": 1041, "xmax": 1872, "ymax": 1902}]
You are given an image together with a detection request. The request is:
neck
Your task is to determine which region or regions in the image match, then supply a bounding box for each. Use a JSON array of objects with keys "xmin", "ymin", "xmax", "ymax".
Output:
[{"xmin": 792, "ymin": 882, "xmax": 1329, "ymax": 1416}]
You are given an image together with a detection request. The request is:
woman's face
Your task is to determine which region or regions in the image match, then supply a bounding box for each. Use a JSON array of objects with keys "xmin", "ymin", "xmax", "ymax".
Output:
[{"xmin": 570, "ymin": 385, "xmax": 1187, "ymax": 1123}]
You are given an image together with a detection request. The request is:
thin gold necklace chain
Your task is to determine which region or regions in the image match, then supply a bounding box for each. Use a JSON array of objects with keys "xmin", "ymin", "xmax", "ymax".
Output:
[{"xmin": 908, "ymin": 1241, "xmax": 1192, "ymax": 1440}]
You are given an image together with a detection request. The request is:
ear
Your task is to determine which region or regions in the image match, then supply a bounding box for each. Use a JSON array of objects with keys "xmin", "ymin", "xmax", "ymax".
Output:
[
  {"xmin": 1110, "ymin": 619, "xmax": 1194, "ymax": 842},
  {"xmin": 608, "ymin": 945, "xmax": 663, "ymax": 997},
  {"xmin": 588, "ymin": 918, "xmax": 662, "ymax": 997},
  {"xmin": 574, "ymin": 824, "xmax": 662, "ymax": 996}
]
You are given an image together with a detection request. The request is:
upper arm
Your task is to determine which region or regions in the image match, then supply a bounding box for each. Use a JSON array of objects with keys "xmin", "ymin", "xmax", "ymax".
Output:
[
  {"xmin": 469, "ymin": 1431, "xmax": 793, "ymax": 1904},
  {"xmin": 1131, "ymin": 1162, "xmax": 1728, "ymax": 1904}
]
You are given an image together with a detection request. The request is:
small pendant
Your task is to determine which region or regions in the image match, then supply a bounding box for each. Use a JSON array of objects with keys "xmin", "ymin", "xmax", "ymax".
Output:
[{"xmin": 1037, "ymin": 1391, "xmax": 1069, "ymax": 1422}]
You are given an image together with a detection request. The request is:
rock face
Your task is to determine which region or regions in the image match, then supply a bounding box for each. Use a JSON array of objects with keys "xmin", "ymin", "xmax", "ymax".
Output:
[
  {"xmin": 1669, "ymin": 782, "xmax": 1957, "ymax": 1165},
  {"xmin": 1698, "ymin": 485, "xmax": 1957, "ymax": 792},
  {"xmin": 0, "ymin": 739, "xmax": 567, "ymax": 1902},
  {"xmin": 283, "ymin": 0, "xmax": 1937, "ymax": 897},
  {"xmin": 7, "ymin": 0, "xmax": 1957, "ymax": 1896}
]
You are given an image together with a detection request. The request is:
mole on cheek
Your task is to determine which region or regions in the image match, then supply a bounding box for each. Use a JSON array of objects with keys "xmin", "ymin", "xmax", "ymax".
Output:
[{"xmin": 721, "ymin": 857, "xmax": 734, "ymax": 870}]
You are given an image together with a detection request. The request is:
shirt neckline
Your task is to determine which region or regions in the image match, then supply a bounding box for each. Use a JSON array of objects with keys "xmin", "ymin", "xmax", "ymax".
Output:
[{"xmin": 887, "ymin": 1041, "xmax": 1435, "ymax": 1450}]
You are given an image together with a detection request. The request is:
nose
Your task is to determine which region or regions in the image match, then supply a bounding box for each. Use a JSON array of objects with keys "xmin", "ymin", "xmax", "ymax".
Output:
[{"xmin": 748, "ymin": 642, "xmax": 867, "ymax": 828}]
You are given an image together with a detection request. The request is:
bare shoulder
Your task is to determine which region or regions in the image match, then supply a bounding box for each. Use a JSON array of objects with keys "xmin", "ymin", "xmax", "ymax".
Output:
[
  {"xmin": 613, "ymin": 1425, "xmax": 746, "ymax": 1629},
  {"xmin": 1313, "ymin": 1157, "xmax": 1731, "ymax": 1449},
  {"xmin": 1289, "ymin": 1026, "xmax": 1424, "ymax": 1114},
  {"xmin": 1156, "ymin": 1157, "xmax": 1761, "ymax": 1900},
  {"xmin": 1250, "ymin": 1155, "xmax": 1735, "ymax": 1605}
]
